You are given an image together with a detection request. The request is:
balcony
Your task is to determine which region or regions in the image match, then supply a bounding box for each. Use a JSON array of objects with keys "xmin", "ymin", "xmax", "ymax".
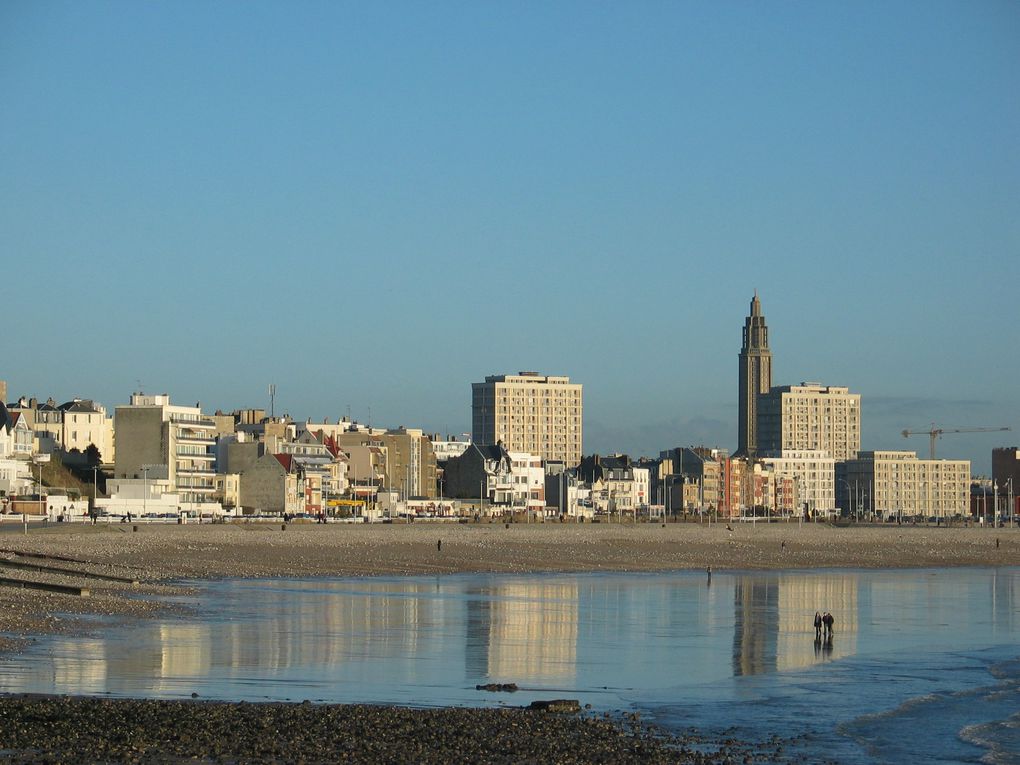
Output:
[
  {"xmin": 176, "ymin": 449, "xmax": 215, "ymax": 459},
  {"xmin": 176, "ymin": 465, "xmax": 216, "ymax": 476},
  {"xmin": 175, "ymin": 433, "xmax": 216, "ymax": 446}
]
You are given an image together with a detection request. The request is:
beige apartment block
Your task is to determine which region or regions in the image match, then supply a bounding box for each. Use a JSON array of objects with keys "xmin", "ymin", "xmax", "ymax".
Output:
[
  {"xmin": 114, "ymin": 393, "xmax": 217, "ymax": 505},
  {"xmin": 335, "ymin": 428, "xmax": 437, "ymax": 499},
  {"xmin": 472, "ymin": 373, "xmax": 582, "ymax": 467},
  {"xmin": 842, "ymin": 450, "xmax": 970, "ymax": 520},
  {"xmin": 760, "ymin": 449, "xmax": 836, "ymax": 517},
  {"xmin": 757, "ymin": 383, "xmax": 861, "ymax": 462}
]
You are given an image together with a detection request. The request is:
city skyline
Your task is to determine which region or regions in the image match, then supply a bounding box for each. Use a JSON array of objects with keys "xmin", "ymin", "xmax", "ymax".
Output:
[{"xmin": 3, "ymin": 3, "xmax": 1017, "ymax": 472}]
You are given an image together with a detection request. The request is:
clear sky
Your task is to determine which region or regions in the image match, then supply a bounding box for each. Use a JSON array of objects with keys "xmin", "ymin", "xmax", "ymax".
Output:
[{"xmin": 2, "ymin": 1, "xmax": 1018, "ymax": 472}]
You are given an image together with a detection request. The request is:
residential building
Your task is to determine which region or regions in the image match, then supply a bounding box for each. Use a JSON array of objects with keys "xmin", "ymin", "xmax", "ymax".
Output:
[
  {"xmin": 213, "ymin": 473, "xmax": 240, "ymax": 511},
  {"xmin": 578, "ymin": 454, "xmax": 644, "ymax": 516},
  {"xmin": 113, "ymin": 393, "xmax": 217, "ymax": 506},
  {"xmin": 238, "ymin": 453, "xmax": 304, "ymax": 516},
  {"xmin": 757, "ymin": 383, "xmax": 861, "ymax": 461},
  {"xmin": 543, "ymin": 461, "xmax": 588, "ymax": 518},
  {"xmin": 737, "ymin": 292, "xmax": 772, "ymax": 457},
  {"xmin": 335, "ymin": 428, "xmax": 437, "ymax": 499},
  {"xmin": 0, "ymin": 402, "xmax": 31, "ymax": 496},
  {"xmin": 344, "ymin": 443, "xmax": 387, "ymax": 503},
  {"xmin": 429, "ymin": 434, "xmax": 472, "ymax": 463},
  {"xmin": 659, "ymin": 447, "xmax": 727, "ymax": 514},
  {"xmin": 760, "ymin": 450, "xmax": 836, "ymax": 517},
  {"xmin": 841, "ymin": 450, "xmax": 970, "ymax": 520},
  {"xmin": 443, "ymin": 442, "xmax": 514, "ymax": 508},
  {"xmin": 59, "ymin": 399, "xmax": 109, "ymax": 458},
  {"xmin": 472, "ymin": 372, "xmax": 582, "ymax": 467},
  {"xmin": 508, "ymin": 451, "xmax": 546, "ymax": 513}
]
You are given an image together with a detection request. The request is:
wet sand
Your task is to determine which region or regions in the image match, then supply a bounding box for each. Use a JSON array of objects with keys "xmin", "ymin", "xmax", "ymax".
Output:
[
  {"xmin": 0, "ymin": 521, "xmax": 1014, "ymax": 645},
  {"xmin": 0, "ymin": 521, "xmax": 1013, "ymax": 763}
]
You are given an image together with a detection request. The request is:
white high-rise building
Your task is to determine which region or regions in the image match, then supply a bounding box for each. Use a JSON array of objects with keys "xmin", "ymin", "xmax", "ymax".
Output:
[
  {"xmin": 757, "ymin": 383, "xmax": 861, "ymax": 462},
  {"xmin": 114, "ymin": 393, "xmax": 217, "ymax": 505},
  {"xmin": 472, "ymin": 373, "xmax": 582, "ymax": 467}
]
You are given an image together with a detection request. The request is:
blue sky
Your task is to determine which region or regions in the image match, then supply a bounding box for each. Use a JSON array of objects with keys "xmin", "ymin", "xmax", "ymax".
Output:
[{"xmin": 2, "ymin": 1, "xmax": 1018, "ymax": 472}]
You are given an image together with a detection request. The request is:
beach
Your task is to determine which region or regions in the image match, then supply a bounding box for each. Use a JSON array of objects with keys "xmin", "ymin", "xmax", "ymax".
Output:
[
  {"xmin": 0, "ymin": 520, "xmax": 1014, "ymax": 647},
  {"xmin": 0, "ymin": 520, "xmax": 1014, "ymax": 763}
]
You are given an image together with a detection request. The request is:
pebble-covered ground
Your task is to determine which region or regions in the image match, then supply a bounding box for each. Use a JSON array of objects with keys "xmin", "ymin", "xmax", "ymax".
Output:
[{"xmin": 0, "ymin": 695, "xmax": 808, "ymax": 765}]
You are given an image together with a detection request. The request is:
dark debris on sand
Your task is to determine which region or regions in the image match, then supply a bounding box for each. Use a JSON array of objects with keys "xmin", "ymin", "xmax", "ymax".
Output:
[{"xmin": 0, "ymin": 695, "xmax": 796, "ymax": 764}]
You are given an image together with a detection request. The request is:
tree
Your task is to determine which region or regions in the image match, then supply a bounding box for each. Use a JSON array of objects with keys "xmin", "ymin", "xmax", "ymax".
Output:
[{"xmin": 85, "ymin": 444, "xmax": 102, "ymax": 467}]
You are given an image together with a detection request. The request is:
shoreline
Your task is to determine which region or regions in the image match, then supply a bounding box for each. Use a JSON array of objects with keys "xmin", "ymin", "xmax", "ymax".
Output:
[
  {"xmin": 0, "ymin": 522, "xmax": 1014, "ymax": 654},
  {"xmin": 0, "ymin": 524, "xmax": 1015, "ymax": 763}
]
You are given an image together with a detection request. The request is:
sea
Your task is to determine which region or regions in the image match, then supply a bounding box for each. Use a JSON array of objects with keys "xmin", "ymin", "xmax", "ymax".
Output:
[{"xmin": 0, "ymin": 567, "xmax": 1017, "ymax": 764}]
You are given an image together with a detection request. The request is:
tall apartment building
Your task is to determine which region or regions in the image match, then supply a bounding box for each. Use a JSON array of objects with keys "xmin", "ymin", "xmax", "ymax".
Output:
[
  {"xmin": 114, "ymin": 393, "xmax": 217, "ymax": 505},
  {"xmin": 760, "ymin": 449, "xmax": 836, "ymax": 517},
  {"xmin": 841, "ymin": 450, "xmax": 970, "ymax": 520},
  {"xmin": 757, "ymin": 383, "xmax": 861, "ymax": 462},
  {"xmin": 472, "ymin": 373, "xmax": 582, "ymax": 466},
  {"xmin": 737, "ymin": 293, "xmax": 772, "ymax": 457}
]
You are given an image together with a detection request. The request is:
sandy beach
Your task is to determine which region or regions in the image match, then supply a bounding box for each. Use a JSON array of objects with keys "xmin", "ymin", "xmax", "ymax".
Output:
[{"xmin": 0, "ymin": 521, "xmax": 1014, "ymax": 763}]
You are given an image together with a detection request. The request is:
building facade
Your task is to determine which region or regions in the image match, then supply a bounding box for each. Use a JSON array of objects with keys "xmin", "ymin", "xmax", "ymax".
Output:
[
  {"xmin": 991, "ymin": 447, "xmax": 1019, "ymax": 518},
  {"xmin": 737, "ymin": 293, "xmax": 772, "ymax": 457},
  {"xmin": 760, "ymin": 449, "xmax": 836, "ymax": 517},
  {"xmin": 113, "ymin": 393, "xmax": 217, "ymax": 505},
  {"xmin": 841, "ymin": 450, "xmax": 970, "ymax": 520},
  {"xmin": 335, "ymin": 428, "xmax": 437, "ymax": 499},
  {"xmin": 472, "ymin": 373, "xmax": 582, "ymax": 467},
  {"xmin": 757, "ymin": 383, "xmax": 861, "ymax": 462}
]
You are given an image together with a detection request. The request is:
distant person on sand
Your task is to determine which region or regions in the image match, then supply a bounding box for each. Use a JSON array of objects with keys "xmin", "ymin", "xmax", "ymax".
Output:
[
  {"xmin": 437, "ymin": 539, "xmax": 442, "ymax": 552},
  {"xmin": 814, "ymin": 611, "xmax": 822, "ymax": 639},
  {"xmin": 822, "ymin": 612, "xmax": 834, "ymax": 638}
]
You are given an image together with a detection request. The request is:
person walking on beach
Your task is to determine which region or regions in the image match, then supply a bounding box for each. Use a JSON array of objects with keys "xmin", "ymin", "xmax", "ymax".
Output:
[
  {"xmin": 437, "ymin": 539, "xmax": 442, "ymax": 552},
  {"xmin": 822, "ymin": 612, "xmax": 834, "ymax": 638},
  {"xmin": 813, "ymin": 611, "xmax": 822, "ymax": 639}
]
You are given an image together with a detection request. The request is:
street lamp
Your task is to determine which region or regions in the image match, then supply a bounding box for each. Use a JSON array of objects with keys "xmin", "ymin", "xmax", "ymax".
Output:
[{"xmin": 837, "ymin": 479, "xmax": 852, "ymax": 522}]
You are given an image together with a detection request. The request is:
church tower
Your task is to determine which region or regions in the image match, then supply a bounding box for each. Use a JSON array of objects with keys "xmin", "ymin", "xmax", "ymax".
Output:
[{"xmin": 737, "ymin": 292, "xmax": 772, "ymax": 457}]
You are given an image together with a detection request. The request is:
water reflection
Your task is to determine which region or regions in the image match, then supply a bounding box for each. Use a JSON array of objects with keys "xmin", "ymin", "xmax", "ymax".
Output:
[
  {"xmin": 466, "ymin": 583, "xmax": 578, "ymax": 682},
  {"xmin": 733, "ymin": 573, "xmax": 859, "ymax": 676},
  {"xmin": 0, "ymin": 568, "xmax": 1016, "ymax": 710}
]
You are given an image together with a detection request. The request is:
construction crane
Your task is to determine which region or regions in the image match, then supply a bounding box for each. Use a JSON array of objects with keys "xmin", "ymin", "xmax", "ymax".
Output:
[{"xmin": 901, "ymin": 424, "xmax": 1011, "ymax": 460}]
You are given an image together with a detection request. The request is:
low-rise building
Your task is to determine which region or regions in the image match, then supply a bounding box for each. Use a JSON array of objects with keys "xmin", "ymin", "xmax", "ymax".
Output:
[
  {"xmin": 0, "ymin": 403, "xmax": 32, "ymax": 496},
  {"xmin": 578, "ymin": 454, "xmax": 646, "ymax": 517}
]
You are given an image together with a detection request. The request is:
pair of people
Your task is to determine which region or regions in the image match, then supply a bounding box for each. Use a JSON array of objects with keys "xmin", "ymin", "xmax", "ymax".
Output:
[{"xmin": 813, "ymin": 611, "xmax": 835, "ymax": 639}]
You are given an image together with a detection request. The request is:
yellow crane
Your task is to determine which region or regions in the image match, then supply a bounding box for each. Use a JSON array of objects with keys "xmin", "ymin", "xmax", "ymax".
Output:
[{"xmin": 901, "ymin": 424, "xmax": 1011, "ymax": 460}]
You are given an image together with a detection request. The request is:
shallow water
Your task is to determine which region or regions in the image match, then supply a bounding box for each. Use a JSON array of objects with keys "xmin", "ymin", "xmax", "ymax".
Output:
[{"xmin": 1, "ymin": 568, "xmax": 1017, "ymax": 763}]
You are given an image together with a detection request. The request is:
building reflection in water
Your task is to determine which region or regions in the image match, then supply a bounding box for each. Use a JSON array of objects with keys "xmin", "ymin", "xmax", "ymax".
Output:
[
  {"xmin": 733, "ymin": 573, "xmax": 858, "ymax": 676},
  {"xmin": 2, "ymin": 578, "xmax": 581, "ymax": 697},
  {"xmin": 11, "ymin": 569, "xmax": 1016, "ymax": 702},
  {"xmin": 466, "ymin": 582, "xmax": 578, "ymax": 683}
]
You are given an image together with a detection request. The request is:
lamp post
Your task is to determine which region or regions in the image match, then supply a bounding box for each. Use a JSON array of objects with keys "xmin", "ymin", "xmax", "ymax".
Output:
[
  {"xmin": 837, "ymin": 479, "xmax": 852, "ymax": 522},
  {"xmin": 992, "ymin": 480, "xmax": 998, "ymax": 528},
  {"xmin": 142, "ymin": 466, "xmax": 149, "ymax": 519},
  {"xmin": 1008, "ymin": 478, "xmax": 1014, "ymax": 529}
]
